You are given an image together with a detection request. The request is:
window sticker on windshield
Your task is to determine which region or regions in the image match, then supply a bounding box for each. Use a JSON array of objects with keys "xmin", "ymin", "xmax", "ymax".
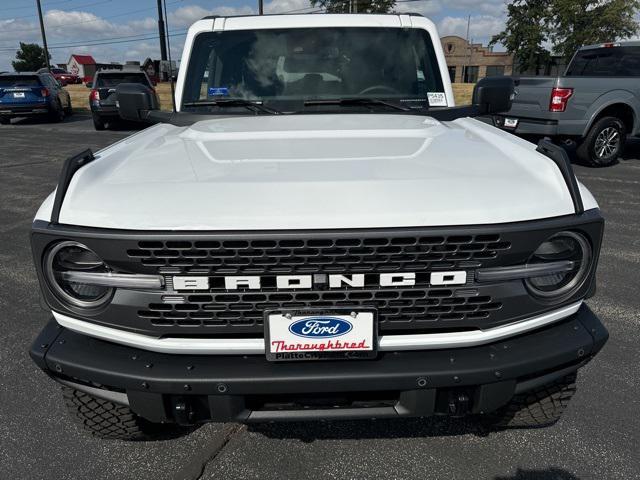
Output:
[
  {"xmin": 427, "ymin": 92, "xmax": 447, "ymax": 107},
  {"xmin": 208, "ymin": 87, "xmax": 229, "ymax": 97}
]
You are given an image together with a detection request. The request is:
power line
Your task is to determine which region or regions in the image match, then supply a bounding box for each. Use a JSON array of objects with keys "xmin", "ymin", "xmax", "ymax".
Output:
[
  {"xmin": 0, "ymin": 31, "xmax": 188, "ymax": 52},
  {"xmin": 0, "ymin": 28, "xmax": 186, "ymax": 51},
  {"xmin": 2, "ymin": 0, "xmax": 184, "ymax": 34},
  {"xmin": 0, "ymin": 0, "xmax": 114, "ymax": 21},
  {"xmin": 1, "ymin": 0, "xmax": 73, "ymax": 12}
]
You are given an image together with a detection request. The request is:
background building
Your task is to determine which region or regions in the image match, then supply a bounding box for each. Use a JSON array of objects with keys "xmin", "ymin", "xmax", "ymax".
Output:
[
  {"xmin": 440, "ymin": 36, "xmax": 514, "ymax": 83},
  {"xmin": 66, "ymin": 54, "xmax": 97, "ymax": 82}
]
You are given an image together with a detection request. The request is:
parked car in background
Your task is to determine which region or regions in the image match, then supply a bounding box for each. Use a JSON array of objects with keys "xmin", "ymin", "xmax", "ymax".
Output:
[
  {"xmin": 87, "ymin": 69, "xmax": 158, "ymax": 130},
  {"xmin": 0, "ymin": 72, "xmax": 72, "ymax": 124},
  {"xmin": 487, "ymin": 41, "xmax": 640, "ymax": 166},
  {"xmin": 37, "ymin": 68, "xmax": 82, "ymax": 86}
]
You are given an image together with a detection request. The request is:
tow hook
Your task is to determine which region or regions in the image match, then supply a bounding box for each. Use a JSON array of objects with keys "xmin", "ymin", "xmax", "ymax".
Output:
[
  {"xmin": 173, "ymin": 398, "xmax": 195, "ymax": 425},
  {"xmin": 448, "ymin": 393, "xmax": 470, "ymax": 416}
]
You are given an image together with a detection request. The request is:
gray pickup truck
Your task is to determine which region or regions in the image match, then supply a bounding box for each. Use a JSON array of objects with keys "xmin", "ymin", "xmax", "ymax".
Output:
[{"xmin": 488, "ymin": 41, "xmax": 640, "ymax": 166}]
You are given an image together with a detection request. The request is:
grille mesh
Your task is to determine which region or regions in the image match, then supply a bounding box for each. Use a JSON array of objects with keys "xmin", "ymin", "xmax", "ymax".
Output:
[
  {"xmin": 130, "ymin": 234, "xmax": 510, "ymax": 333},
  {"xmin": 138, "ymin": 288, "xmax": 503, "ymax": 332},
  {"xmin": 127, "ymin": 235, "xmax": 511, "ymax": 275}
]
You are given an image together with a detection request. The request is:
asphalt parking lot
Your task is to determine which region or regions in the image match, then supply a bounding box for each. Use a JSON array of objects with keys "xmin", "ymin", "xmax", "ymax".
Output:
[{"xmin": 1, "ymin": 114, "xmax": 638, "ymax": 480}]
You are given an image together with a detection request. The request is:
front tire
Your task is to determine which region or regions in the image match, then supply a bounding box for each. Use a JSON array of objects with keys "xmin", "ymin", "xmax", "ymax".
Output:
[
  {"xmin": 62, "ymin": 387, "xmax": 190, "ymax": 440},
  {"xmin": 483, "ymin": 373, "xmax": 577, "ymax": 429},
  {"xmin": 577, "ymin": 116, "xmax": 625, "ymax": 167},
  {"xmin": 92, "ymin": 114, "xmax": 106, "ymax": 130},
  {"xmin": 64, "ymin": 98, "xmax": 73, "ymax": 116},
  {"xmin": 49, "ymin": 101, "xmax": 64, "ymax": 123}
]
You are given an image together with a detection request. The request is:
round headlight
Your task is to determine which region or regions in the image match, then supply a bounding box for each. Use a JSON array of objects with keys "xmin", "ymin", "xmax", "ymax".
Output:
[
  {"xmin": 44, "ymin": 241, "xmax": 113, "ymax": 309},
  {"xmin": 525, "ymin": 231, "xmax": 592, "ymax": 300}
]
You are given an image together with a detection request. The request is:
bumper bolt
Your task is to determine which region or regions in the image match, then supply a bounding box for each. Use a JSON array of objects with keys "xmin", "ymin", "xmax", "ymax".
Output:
[
  {"xmin": 578, "ymin": 348, "xmax": 585, "ymax": 357},
  {"xmin": 417, "ymin": 377, "xmax": 428, "ymax": 388},
  {"xmin": 186, "ymin": 365, "xmax": 194, "ymax": 371},
  {"xmin": 494, "ymin": 371, "xmax": 502, "ymax": 379},
  {"xmin": 184, "ymin": 384, "xmax": 191, "ymax": 391},
  {"xmin": 54, "ymin": 364, "xmax": 63, "ymax": 373},
  {"xmin": 145, "ymin": 363, "xmax": 153, "ymax": 369},
  {"xmin": 131, "ymin": 355, "xmax": 138, "ymax": 360},
  {"xmin": 141, "ymin": 382, "xmax": 149, "ymax": 389},
  {"xmin": 58, "ymin": 339, "xmax": 65, "ymax": 345},
  {"xmin": 217, "ymin": 383, "xmax": 228, "ymax": 393},
  {"xmin": 453, "ymin": 376, "xmax": 460, "ymax": 383},
  {"xmin": 40, "ymin": 343, "xmax": 48, "ymax": 349}
]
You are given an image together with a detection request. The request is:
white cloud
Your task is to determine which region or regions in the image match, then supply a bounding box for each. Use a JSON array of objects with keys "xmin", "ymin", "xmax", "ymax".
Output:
[
  {"xmin": 438, "ymin": 14, "xmax": 506, "ymax": 44},
  {"xmin": 394, "ymin": 1, "xmax": 443, "ymax": 17}
]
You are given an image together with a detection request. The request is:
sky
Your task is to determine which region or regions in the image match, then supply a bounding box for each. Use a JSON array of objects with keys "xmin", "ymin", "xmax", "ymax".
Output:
[{"xmin": 0, "ymin": 0, "xmax": 510, "ymax": 71}]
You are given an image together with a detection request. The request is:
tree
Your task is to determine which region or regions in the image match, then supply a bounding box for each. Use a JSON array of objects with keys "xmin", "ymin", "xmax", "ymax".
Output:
[
  {"xmin": 549, "ymin": 0, "xmax": 640, "ymax": 60},
  {"xmin": 310, "ymin": 0, "xmax": 395, "ymax": 14},
  {"xmin": 493, "ymin": 0, "xmax": 640, "ymax": 71},
  {"xmin": 490, "ymin": 0, "xmax": 551, "ymax": 74},
  {"xmin": 12, "ymin": 42, "xmax": 50, "ymax": 72}
]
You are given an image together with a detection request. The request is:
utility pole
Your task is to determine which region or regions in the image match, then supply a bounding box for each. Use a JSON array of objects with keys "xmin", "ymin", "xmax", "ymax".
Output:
[
  {"xmin": 259, "ymin": 0, "xmax": 264, "ymax": 15},
  {"xmin": 36, "ymin": 0, "xmax": 51, "ymax": 71},
  {"xmin": 157, "ymin": 0, "xmax": 168, "ymax": 61},
  {"xmin": 464, "ymin": 15, "xmax": 471, "ymax": 83}
]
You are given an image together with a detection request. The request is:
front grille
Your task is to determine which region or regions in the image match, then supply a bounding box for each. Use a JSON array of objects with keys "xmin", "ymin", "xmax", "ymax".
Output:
[
  {"xmin": 138, "ymin": 287, "xmax": 503, "ymax": 333},
  {"xmin": 32, "ymin": 210, "xmax": 604, "ymax": 339},
  {"xmin": 130, "ymin": 234, "xmax": 510, "ymax": 334},
  {"xmin": 127, "ymin": 234, "xmax": 511, "ymax": 275}
]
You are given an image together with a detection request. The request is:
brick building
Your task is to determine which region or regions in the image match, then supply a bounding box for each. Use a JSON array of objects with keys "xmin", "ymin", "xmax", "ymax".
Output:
[{"xmin": 440, "ymin": 36, "xmax": 514, "ymax": 83}]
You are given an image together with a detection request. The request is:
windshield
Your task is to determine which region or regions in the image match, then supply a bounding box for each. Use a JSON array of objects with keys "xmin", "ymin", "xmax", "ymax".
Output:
[
  {"xmin": 0, "ymin": 76, "xmax": 41, "ymax": 87},
  {"xmin": 95, "ymin": 73, "xmax": 149, "ymax": 88},
  {"xmin": 182, "ymin": 27, "xmax": 445, "ymax": 111}
]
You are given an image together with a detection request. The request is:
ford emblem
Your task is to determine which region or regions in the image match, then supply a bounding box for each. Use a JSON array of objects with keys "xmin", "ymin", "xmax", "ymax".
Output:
[{"xmin": 288, "ymin": 317, "xmax": 353, "ymax": 338}]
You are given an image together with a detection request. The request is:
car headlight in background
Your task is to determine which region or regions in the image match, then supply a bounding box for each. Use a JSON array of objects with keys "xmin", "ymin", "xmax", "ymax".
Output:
[
  {"xmin": 43, "ymin": 241, "xmax": 113, "ymax": 309},
  {"xmin": 525, "ymin": 231, "xmax": 592, "ymax": 300}
]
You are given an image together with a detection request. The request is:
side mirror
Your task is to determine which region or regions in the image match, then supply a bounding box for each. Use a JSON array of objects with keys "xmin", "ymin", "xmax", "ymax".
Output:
[
  {"xmin": 116, "ymin": 82, "xmax": 160, "ymax": 122},
  {"xmin": 472, "ymin": 77, "xmax": 515, "ymax": 115},
  {"xmin": 85, "ymin": 82, "xmax": 92, "ymax": 88}
]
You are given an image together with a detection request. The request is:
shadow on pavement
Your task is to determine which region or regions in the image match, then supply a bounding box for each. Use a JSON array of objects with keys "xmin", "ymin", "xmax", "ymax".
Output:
[
  {"xmin": 495, "ymin": 467, "xmax": 580, "ymax": 480},
  {"xmin": 248, "ymin": 416, "xmax": 492, "ymax": 442},
  {"xmin": 7, "ymin": 113, "xmax": 145, "ymax": 131}
]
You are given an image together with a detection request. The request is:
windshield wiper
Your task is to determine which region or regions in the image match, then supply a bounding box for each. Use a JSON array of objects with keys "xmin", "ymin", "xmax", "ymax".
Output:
[
  {"xmin": 182, "ymin": 99, "xmax": 281, "ymax": 115},
  {"xmin": 304, "ymin": 98, "xmax": 412, "ymax": 112}
]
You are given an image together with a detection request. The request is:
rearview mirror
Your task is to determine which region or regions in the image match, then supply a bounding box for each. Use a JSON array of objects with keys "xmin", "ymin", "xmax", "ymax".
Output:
[
  {"xmin": 116, "ymin": 82, "xmax": 160, "ymax": 122},
  {"xmin": 472, "ymin": 77, "xmax": 515, "ymax": 115}
]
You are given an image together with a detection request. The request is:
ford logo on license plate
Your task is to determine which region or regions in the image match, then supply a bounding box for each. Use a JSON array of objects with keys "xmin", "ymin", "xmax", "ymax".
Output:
[
  {"xmin": 266, "ymin": 310, "xmax": 376, "ymax": 361},
  {"xmin": 288, "ymin": 317, "xmax": 353, "ymax": 338}
]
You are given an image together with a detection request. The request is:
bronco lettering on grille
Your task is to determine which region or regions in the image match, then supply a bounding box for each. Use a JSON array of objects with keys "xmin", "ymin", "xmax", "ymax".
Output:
[{"xmin": 172, "ymin": 271, "xmax": 467, "ymax": 291}]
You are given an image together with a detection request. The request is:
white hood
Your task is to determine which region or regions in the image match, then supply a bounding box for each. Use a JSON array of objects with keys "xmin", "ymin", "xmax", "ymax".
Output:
[{"xmin": 38, "ymin": 114, "xmax": 596, "ymax": 230}]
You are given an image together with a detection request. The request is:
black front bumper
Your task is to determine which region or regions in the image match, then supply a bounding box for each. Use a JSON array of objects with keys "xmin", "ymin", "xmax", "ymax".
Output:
[{"xmin": 30, "ymin": 304, "xmax": 607, "ymax": 424}]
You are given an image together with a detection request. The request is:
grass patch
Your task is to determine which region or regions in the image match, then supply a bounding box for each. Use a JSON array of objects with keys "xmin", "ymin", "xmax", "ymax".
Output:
[{"xmin": 65, "ymin": 82, "xmax": 476, "ymax": 112}]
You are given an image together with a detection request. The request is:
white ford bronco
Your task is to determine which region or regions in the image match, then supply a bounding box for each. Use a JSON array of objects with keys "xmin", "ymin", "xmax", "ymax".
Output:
[{"xmin": 30, "ymin": 13, "xmax": 608, "ymax": 439}]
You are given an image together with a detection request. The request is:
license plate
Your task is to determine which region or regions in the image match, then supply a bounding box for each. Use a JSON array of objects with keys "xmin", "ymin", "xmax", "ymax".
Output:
[
  {"xmin": 265, "ymin": 310, "xmax": 376, "ymax": 361},
  {"xmin": 504, "ymin": 118, "xmax": 518, "ymax": 128},
  {"xmin": 13, "ymin": 92, "xmax": 25, "ymax": 98}
]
